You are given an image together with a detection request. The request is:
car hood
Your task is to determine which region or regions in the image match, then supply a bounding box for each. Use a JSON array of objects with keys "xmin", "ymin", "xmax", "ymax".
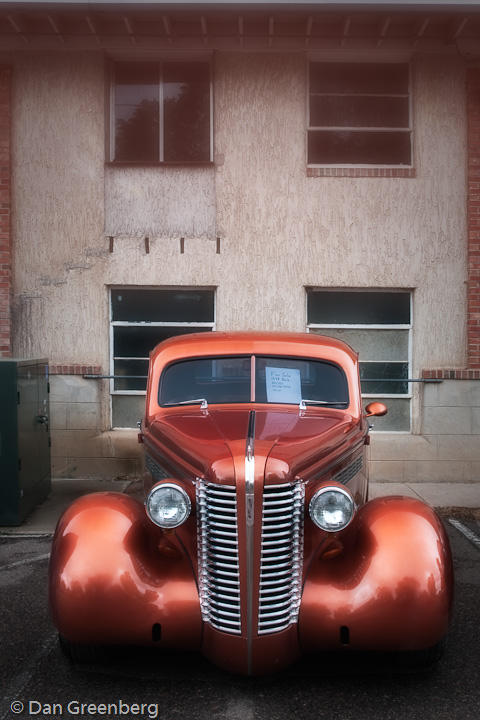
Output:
[{"xmin": 145, "ymin": 406, "xmax": 360, "ymax": 484}]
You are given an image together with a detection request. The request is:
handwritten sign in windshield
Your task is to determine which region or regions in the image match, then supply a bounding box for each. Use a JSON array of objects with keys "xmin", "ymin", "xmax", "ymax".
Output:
[{"xmin": 265, "ymin": 367, "xmax": 302, "ymax": 404}]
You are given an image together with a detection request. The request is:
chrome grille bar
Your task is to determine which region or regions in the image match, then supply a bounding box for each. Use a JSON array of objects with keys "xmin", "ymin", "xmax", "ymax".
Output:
[
  {"xmin": 258, "ymin": 482, "xmax": 305, "ymax": 635},
  {"xmin": 196, "ymin": 480, "xmax": 241, "ymax": 635}
]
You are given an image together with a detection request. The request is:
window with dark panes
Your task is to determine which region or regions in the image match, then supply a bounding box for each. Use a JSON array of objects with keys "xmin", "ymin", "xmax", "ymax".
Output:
[
  {"xmin": 112, "ymin": 61, "xmax": 211, "ymax": 163},
  {"xmin": 110, "ymin": 288, "xmax": 215, "ymax": 427},
  {"xmin": 307, "ymin": 290, "xmax": 412, "ymax": 431},
  {"xmin": 308, "ymin": 63, "xmax": 411, "ymax": 166}
]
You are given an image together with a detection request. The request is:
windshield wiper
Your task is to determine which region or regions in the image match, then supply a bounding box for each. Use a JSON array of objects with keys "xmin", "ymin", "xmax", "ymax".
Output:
[
  {"xmin": 164, "ymin": 398, "xmax": 208, "ymax": 409},
  {"xmin": 300, "ymin": 399, "xmax": 349, "ymax": 410}
]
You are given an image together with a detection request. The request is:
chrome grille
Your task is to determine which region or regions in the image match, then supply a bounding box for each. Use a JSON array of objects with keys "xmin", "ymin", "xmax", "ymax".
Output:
[
  {"xmin": 196, "ymin": 480, "xmax": 241, "ymax": 634},
  {"xmin": 258, "ymin": 482, "xmax": 305, "ymax": 635},
  {"xmin": 333, "ymin": 455, "xmax": 363, "ymax": 485}
]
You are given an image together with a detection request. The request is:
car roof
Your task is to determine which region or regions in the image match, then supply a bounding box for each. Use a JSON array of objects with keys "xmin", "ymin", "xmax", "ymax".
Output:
[{"xmin": 150, "ymin": 331, "xmax": 358, "ymax": 364}]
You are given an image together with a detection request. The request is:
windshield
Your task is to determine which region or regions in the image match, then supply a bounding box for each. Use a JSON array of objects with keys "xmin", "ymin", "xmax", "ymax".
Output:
[{"xmin": 159, "ymin": 355, "xmax": 349, "ymax": 408}]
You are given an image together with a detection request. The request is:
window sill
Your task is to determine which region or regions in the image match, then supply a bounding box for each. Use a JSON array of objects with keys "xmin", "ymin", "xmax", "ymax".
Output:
[
  {"xmin": 106, "ymin": 161, "xmax": 214, "ymax": 168},
  {"xmin": 369, "ymin": 430, "xmax": 412, "ymax": 434},
  {"xmin": 112, "ymin": 391, "xmax": 147, "ymax": 395},
  {"xmin": 307, "ymin": 167, "xmax": 416, "ymax": 178}
]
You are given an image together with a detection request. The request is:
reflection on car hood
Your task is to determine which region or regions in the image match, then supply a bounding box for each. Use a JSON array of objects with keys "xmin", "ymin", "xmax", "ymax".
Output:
[{"xmin": 146, "ymin": 406, "xmax": 359, "ymax": 484}]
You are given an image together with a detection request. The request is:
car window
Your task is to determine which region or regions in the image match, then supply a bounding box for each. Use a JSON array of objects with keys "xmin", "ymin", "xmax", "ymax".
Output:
[
  {"xmin": 159, "ymin": 355, "xmax": 349, "ymax": 407},
  {"xmin": 255, "ymin": 356, "xmax": 348, "ymax": 407},
  {"xmin": 159, "ymin": 356, "xmax": 251, "ymax": 406}
]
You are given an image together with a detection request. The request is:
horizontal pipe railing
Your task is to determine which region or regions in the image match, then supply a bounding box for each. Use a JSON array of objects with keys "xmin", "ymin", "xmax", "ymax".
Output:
[
  {"xmin": 84, "ymin": 375, "xmax": 148, "ymax": 379},
  {"xmin": 360, "ymin": 378, "xmax": 442, "ymax": 383},
  {"xmin": 83, "ymin": 374, "xmax": 443, "ymax": 383}
]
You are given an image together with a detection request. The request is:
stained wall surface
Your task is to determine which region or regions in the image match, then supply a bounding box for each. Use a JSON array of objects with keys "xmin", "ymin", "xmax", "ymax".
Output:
[{"xmin": 4, "ymin": 50, "xmax": 474, "ymax": 480}]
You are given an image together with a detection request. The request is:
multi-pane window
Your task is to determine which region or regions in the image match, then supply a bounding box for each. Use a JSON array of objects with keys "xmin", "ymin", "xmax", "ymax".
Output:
[
  {"xmin": 308, "ymin": 62, "xmax": 411, "ymax": 166},
  {"xmin": 111, "ymin": 61, "xmax": 212, "ymax": 163},
  {"xmin": 110, "ymin": 288, "xmax": 215, "ymax": 427},
  {"xmin": 307, "ymin": 289, "xmax": 412, "ymax": 431}
]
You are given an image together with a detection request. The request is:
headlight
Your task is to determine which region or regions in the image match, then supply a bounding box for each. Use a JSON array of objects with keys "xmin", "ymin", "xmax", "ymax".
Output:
[
  {"xmin": 309, "ymin": 486, "xmax": 355, "ymax": 532},
  {"xmin": 146, "ymin": 483, "xmax": 191, "ymax": 529}
]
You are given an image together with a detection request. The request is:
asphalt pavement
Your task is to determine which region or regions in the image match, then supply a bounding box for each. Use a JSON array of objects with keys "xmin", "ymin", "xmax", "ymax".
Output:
[{"xmin": 0, "ymin": 487, "xmax": 479, "ymax": 720}]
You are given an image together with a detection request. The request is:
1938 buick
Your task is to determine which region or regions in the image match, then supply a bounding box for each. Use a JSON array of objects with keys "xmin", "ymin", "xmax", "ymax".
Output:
[{"xmin": 49, "ymin": 332, "xmax": 453, "ymax": 675}]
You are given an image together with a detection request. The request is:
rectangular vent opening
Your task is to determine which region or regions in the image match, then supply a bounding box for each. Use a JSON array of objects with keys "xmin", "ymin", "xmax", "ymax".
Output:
[{"xmin": 340, "ymin": 625, "xmax": 350, "ymax": 645}]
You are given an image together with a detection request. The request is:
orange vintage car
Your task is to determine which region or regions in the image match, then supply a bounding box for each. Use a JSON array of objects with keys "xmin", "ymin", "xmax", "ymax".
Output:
[{"xmin": 49, "ymin": 332, "xmax": 453, "ymax": 675}]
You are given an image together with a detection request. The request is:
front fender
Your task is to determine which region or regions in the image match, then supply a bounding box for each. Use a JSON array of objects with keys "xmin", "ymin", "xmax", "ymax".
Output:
[
  {"xmin": 49, "ymin": 492, "xmax": 202, "ymax": 649},
  {"xmin": 299, "ymin": 496, "xmax": 453, "ymax": 652}
]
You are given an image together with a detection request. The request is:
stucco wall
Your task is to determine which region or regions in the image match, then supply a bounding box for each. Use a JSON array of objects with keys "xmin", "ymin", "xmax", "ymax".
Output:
[
  {"xmin": 214, "ymin": 52, "xmax": 467, "ymax": 369},
  {"xmin": 104, "ymin": 166, "xmax": 216, "ymax": 238},
  {"xmin": 5, "ymin": 49, "xmax": 473, "ymax": 480},
  {"xmin": 10, "ymin": 53, "xmax": 105, "ymax": 363},
  {"xmin": 9, "ymin": 51, "xmax": 467, "ymax": 366}
]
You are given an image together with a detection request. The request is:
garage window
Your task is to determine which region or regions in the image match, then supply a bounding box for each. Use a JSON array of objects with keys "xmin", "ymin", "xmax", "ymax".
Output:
[
  {"xmin": 307, "ymin": 289, "xmax": 412, "ymax": 431},
  {"xmin": 110, "ymin": 288, "xmax": 215, "ymax": 427}
]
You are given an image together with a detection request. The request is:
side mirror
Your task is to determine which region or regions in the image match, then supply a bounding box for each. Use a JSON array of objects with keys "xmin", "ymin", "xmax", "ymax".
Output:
[{"xmin": 365, "ymin": 401, "xmax": 388, "ymax": 418}]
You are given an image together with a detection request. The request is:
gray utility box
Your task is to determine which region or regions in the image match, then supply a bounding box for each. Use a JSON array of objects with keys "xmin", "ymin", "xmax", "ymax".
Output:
[{"xmin": 0, "ymin": 359, "xmax": 51, "ymax": 525}]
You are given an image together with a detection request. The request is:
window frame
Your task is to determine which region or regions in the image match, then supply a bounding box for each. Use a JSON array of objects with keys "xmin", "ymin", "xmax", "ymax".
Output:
[
  {"xmin": 107, "ymin": 57, "xmax": 214, "ymax": 165},
  {"xmin": 306, "ymin": 288, "xmax": 413, "ymax": 433},
  {"xmin": 306, "ymin": 60, "xmax": 413, "ymax": 169},
  {"xmin": 109, "ymin": 286, "xmax": 216, "ymax": 427}
]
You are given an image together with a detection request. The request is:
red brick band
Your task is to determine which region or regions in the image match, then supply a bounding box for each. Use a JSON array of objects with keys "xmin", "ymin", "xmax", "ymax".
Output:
[
  {"xmin": 307, "ymin": 168, "xmax": 416, "ymax": 178},
  {"xmin": 0, "ymin": 66, "xmax": 11, "ymax": 358},
  {"xmin": 49, "ymin": 365, "xmax": 102, "ymax": 376},
  {"xmin": 422, "ymin": 369, "xmax": 480, "ymax": 380},
  {"xmin": 467, "ymin": 69, "xmax": 480, "ymax": 369}
]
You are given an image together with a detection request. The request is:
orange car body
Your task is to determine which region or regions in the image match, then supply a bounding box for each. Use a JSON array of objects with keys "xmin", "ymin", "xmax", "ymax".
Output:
[{"xmin": 49, "ymin": 332, "xmax": 453, "ymax": 675}]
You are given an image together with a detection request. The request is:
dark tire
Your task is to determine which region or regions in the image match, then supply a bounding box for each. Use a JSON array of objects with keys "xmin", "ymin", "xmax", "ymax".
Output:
[
  {"xmin": 395, "ymin": 637, "xmax": 446, "ymax": 671},
  {"xmin": 58, "ymin": 634, "xmax": 108, "ymax": 663}
]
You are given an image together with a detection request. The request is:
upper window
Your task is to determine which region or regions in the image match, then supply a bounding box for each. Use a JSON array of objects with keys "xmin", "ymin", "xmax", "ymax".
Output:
[
  {"xmin": 307, "ymin": 289, "xmax": 412, "ymax": 431},
  {"xmin": 111, "ymin": 61, "xmax": 212, "ymax": 163},
  {"xmin": 308, "ymin": 62, "xmax": 411, "ymax": 166}
]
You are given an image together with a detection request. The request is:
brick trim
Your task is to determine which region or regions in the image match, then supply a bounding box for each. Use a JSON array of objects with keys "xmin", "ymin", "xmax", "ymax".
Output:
[
  {"xmin": 422, "ymin": 369, "xmax": 480, "ymax": 380},
  {"xmin": 307, "ymin": 167, "xmax": 416, "ymax": 178},
  {"xmin": 49, "ymin": 364, "xmax": 102, "ymax": 375},
  {"xmin": 467, "ymin": 69, "xmax": 480, "ymax": 369},
  {"xmin": 0, "ymin": 66, "xmax": 11, "ymax": 358}
]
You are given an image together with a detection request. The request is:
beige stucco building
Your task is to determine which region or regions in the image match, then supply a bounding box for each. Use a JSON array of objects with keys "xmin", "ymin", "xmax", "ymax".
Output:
[{"xmin": 1, "ymin": 0, "xmax": 479, "ymax": 486}]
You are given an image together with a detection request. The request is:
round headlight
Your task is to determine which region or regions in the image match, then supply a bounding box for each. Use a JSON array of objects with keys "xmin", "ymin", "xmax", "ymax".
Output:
[
  {"xmin": 146, "ymin": 483, "xmax": 191, "ymax": 529},
  {"xmin": 309, "ymin": 486, "xmax": 355, "ymax": 532}
]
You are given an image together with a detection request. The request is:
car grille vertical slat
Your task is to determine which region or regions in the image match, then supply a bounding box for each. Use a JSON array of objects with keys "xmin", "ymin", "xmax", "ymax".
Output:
[
  {"xmin": 258, "ymin": 482, "xmax": 305, "ymax": 635},
  {"xmin": 196, "ymin": 480, "xmax": 241, "ymax": 635}
]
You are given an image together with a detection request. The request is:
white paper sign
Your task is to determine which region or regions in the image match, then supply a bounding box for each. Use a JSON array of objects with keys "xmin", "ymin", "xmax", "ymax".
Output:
[{"xmin": 265, "ymin": 367, "xmax": 302, "ymax": 404}]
